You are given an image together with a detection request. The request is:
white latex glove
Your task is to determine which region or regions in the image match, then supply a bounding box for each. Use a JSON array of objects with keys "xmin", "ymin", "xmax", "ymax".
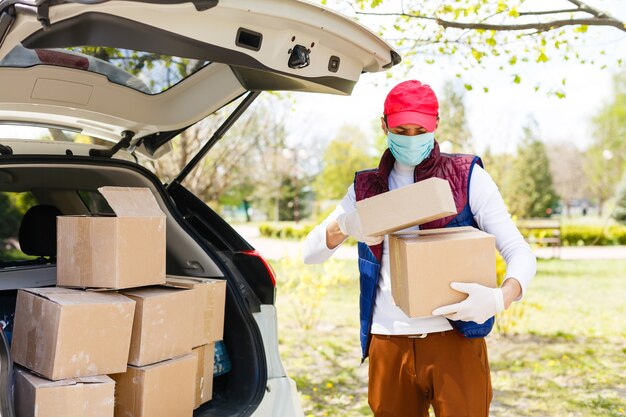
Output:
[
  {"xmin": 432, "ymin": 282, "xmax": 505, "ymax": 324},
  {"xmin": 336, "ymin": 210, "xmax": 384, "ymax": 246}
]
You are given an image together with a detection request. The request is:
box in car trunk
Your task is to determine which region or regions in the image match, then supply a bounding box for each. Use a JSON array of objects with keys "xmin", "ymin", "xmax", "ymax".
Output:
[
  {"xmin": 14, "ymin": 368, "xmax": 115, "ymax": 417},
  {"xmin": 121, "ymin": 286, "xmax": 194, "ymax": 367},
  {"xmin": 57, "ymin": 187, "xmax": 166, "ymax": 290},
  {"xmin": 111, "ymin": 354, "xmax": 196, "ymax": 417},
  {"xmin": 11, "ymin": 287, "xmax": 135, "ymax": 380},
  {"xmin": 166, "ymin": 276, "xmax": 226, "ymax": 347},
  {"xmin": 192, "ymin": 343, "xmax": 215, "ymax": 408}
]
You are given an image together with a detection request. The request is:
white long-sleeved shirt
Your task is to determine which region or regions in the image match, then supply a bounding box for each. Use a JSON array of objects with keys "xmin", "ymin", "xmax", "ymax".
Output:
[{"xmin": 303, "ymin": 161, "xmax": 537, "ymax": 335}]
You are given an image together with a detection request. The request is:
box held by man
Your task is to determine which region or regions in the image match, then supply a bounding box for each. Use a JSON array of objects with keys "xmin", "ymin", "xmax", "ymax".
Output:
[
  {"xmin": 389, "ymin": 227, "xmax": 496, "ymax": 317},
  {"xmin": 356, "ymin": 177, "xmax": 456, "ymax": 236}
]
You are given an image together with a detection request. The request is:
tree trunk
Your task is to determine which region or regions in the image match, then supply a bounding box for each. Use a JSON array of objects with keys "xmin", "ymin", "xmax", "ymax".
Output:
[
  {"xmin": 598, "ymin": 196, "xmax": 604, "ymax": 217},
  {"xmin": 243, "ymin": 200, "xmax": 251, "ymax": 223}
]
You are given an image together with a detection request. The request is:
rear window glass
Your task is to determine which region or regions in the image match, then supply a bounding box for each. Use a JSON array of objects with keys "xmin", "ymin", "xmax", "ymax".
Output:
[
  {"xmin": 0, "ymin": 45, "xmax": 209, "ymax": 95},
  {"xmin": 0, "ymin": 192, "xmax": 38, "ymax": 263},
  {"xmin": 0, "ymin": 124, "xmax": 99, "ymax": 143},
  {"xmin": 77, "ymin": 190, "xmax": 114, "ymax": 215}
]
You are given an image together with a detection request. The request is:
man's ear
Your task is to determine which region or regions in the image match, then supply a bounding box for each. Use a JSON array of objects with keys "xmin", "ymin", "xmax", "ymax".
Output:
[
  {"xmin": 435, "ymin": 115, "xmax": 440, "ymax": 130},
  {"xmin": 380, "ymin": 117, "xmax": 388, "ymax": 135}
]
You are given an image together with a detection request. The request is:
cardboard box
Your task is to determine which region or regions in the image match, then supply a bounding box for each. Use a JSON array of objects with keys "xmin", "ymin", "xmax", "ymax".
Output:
[
  {"xmin": 388, "ymin": 227, "xmax": 496, "ymax": 318},
  {"xmin": 15, "ymin": 368, "xmax": 115, "ymax": 417},
  {"xmin": 166, "ymin": 276, "xmax": 226, "ymax": 346},
  {"xmin": 206, "ymin": 279, "xmax": 226, "ymax": 342},
  {"xmin": 111, "ymin": 354, "xmax": 196, "ymax": 417},
  {"xmin": 122, "ymin": 286, "xmax": 194, "ymax": 366},
  {"xmin": 11, "ymin": 288, "xmax": 135, "ymax": 380},
  {"xmin": 57, "ymin": 186, "xmax": 166, "ymax": 289},
  {"xmin": 356, "ymin": 177, "xmax": 457, "ymax": 236},
  {"xmin": 192, "ymin": 343, "xmax": 215, "ymax": 408}
]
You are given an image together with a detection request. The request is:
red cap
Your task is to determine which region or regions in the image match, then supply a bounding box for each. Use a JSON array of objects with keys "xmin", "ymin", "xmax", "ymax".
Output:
[{"xmin": 383, "ymin": 80, "xmax": 439, "ymax": 131}]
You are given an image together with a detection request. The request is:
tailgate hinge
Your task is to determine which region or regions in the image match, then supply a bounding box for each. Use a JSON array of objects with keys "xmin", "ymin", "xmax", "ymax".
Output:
[
  {"xmin": 36, "ymin": 2, "xmax": 50, "ymax": 30},
  {"xmin": 89, "ymin": 130, "xmax": 135, "ymax": 158}
]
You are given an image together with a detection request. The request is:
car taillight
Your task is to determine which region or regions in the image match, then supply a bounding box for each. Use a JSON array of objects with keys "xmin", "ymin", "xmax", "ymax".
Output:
[{"xmin": 241, "ymin": 250, "xmax": 276, "ymax": 287}]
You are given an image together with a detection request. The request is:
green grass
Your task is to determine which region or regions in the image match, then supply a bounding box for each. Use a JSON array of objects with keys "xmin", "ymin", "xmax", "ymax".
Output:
[{"xmin": 274, "ymin": 259, "xmax": 626, "ymax": 417}]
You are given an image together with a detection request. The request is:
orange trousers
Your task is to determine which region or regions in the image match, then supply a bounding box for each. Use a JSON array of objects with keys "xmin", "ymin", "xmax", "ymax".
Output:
[{"xmin": 368, "ymin": 331, "xmax": 492, "ymax": 417}]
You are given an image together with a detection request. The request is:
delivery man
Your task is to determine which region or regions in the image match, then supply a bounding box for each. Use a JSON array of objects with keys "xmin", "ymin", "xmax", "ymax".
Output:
[{"xmin": 303, "ymin": 80, "xmax": 537, "ymax": 417}]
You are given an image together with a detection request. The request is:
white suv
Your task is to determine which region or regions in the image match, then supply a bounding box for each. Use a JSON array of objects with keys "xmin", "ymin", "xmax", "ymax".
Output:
[{"xmin": 0, "ymin": 1, "xmax": 398, "ymax": 416}]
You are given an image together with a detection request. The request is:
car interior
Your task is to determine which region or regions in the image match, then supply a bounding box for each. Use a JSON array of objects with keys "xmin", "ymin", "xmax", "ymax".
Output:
[{"xmin": 0, "ymin": 159, "xmax": 269, "ymax": 416}]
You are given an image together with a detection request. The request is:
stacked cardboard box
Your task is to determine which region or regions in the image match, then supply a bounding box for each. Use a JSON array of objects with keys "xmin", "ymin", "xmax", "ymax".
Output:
[
  {"xmin": 15, "ymin": 370, "xmax": 115, "ymax": 417},
  {"xmin": 11, "ymin": 187, "xmax": 227, "ymax": 416},
  {"xmin": 166, "ymin": 276, "xmax": 226, "ymax": 408},
  {"xmin": 356, "ymin": 178, "xmax": 497, "ymax": 318}
]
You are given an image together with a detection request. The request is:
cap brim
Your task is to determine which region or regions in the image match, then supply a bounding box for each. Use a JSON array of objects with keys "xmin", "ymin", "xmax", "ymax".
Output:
[{"xmin": 387, "ymin": 111, "xmax": 437, "ymax": 132}]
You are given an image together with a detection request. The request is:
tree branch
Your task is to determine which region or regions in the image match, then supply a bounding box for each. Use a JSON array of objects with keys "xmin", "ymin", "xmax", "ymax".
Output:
[
  {"xmin": 518, "ymin": 8, "xmax": 585, "ymax": 17},
  {"xmin": 565, "ymin": 0, "xmax": 607, "ymax": 18},
  {"xmin": 354, "ymin": 10, "xmax": 437, "ymax": 21},
  {"xmin": 436, "ymin": 17, "xmax": 626, "ymax": 32}
]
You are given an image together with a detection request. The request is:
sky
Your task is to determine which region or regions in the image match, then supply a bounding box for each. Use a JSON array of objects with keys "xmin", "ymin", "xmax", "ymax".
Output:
[{"xmin": 285, "ymin": 0, "xmax": 626, "ymax": 155}]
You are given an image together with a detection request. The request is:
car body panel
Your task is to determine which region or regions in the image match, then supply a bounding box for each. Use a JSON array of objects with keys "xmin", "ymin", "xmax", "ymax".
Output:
[{"xmin": 0, "ymin": 0, "xmax": 399, "ymax": 151}]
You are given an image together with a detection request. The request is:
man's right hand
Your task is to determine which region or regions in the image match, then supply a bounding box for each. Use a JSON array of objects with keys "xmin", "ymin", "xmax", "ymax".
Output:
[{"xmin": 336, "ymin": 211, "xmax": 384, "ymax": 246}]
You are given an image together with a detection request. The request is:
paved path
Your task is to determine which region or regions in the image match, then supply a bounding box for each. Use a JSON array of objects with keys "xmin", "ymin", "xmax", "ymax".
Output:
[
  {"xmin": 234, "ymin": 224, "xmax": 357, "ymax": 261},
  {"xmin": 233, "ymin": 225, "xmax": 626, "ymax": 261}
]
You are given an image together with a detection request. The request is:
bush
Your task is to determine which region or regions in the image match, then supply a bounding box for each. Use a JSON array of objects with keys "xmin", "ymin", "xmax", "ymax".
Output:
[
  {"xmin": 258, "ymin": 222, "xmax": 359, "ymax": 245},
  {"xmin": 258, "ymin": 223, "xmax": 315, "ymax": 240},
  {"xmin": 520, "ymin": 225, "xmax": 626, "ymax": 246},
  {"xmin": 261, "ymin": 222, "xmax": 626, "ymax": 247},
  {"xmin": 561, "ymin": 225, "xmax": 626, "ymax": 246},
  {"xmin": 277, "ymin": 255, "xmax": 354, "ymax": 330}
]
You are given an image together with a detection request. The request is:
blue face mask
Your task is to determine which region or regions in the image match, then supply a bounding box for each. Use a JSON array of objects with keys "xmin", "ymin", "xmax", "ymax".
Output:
[{"xmin": 387, "ymin": 131, "xmax": 435, "ymax": 166}]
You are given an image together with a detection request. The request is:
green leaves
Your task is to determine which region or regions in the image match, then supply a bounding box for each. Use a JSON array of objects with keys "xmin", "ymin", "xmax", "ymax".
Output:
[
  {"xmin": 334, "ymin": 0, "xmax": 622, "ymax": 90},
  {"xmin": 508, "ymin": 7, "xmax": 520, "ymax": 18},
  {"xmin": 471, "ymin": 48, "xmax": 485, "ymax": 62},
  {"xmin": 573, "ymin": 25, "xmax": 589, "ymax": 33}
]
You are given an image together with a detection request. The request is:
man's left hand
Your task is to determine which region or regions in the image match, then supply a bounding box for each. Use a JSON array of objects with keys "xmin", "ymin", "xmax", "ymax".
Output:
[{"xmin": 432, "ymin": 282, "xmax": 505, "ymax": 324}]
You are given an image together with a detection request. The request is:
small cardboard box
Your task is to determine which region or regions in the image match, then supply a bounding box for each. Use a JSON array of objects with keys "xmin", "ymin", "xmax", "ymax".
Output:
[
  {"xmin": 57, "ymin": 186, "xmax": 166, "ymax": 289},
  {"xmin": 166, "ymin": 276, "xmax": 226, "ymax": 345},
  {"xmin": 122, "ymin": 286, "xmax": 194, "ymax": 367},
  {"xmin": 192, "ymin": 343, "xmax": 215, "ymax": 408},
  {"xmin": 356, "ymin": 177, "xmax": 457, "ymax": 236},
  {"xmin": 111, "ymin": 354, "xmax": 196, "ymax": 417},
  {"xmin": 206, "ymin": 279, "xmax": 226, "ymax": 342},
  {"xmin": 389, "ymin": 227, "xmax": 496, "ymax": 318},
  {"xmin": 15, "ymin": 369, "xmax": 115, "ymax": 417},
  {"xmin": 11, "ymin": 288, "xmax": 135, "ymax": 380}
]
